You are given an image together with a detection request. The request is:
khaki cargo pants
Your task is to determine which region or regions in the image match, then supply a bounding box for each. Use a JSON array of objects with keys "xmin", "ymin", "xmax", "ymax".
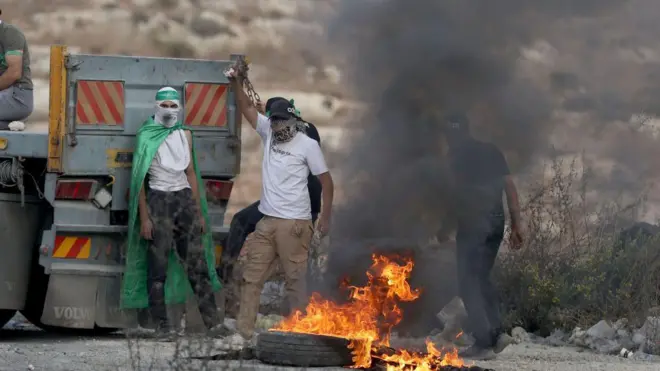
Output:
[{"xmin": 236, "ymin": 216, "xmax": 313, "ymax": 338}]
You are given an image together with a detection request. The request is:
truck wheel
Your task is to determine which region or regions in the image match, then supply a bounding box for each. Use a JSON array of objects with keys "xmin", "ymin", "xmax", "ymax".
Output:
[
  {"xmin": 0, "ymin": 309, "xmax": 16, "ymax": 328},
  {"xmin": 21, "ymin": 212, "xmax": 117, "ymax": 335},
  {"xmin": 256, "ymin": 331, "xmax": 354, "ymax": 367}
]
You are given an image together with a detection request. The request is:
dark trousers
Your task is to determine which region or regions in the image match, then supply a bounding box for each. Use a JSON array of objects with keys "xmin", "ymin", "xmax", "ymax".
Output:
[
  {"xmin": 455, "ymin": 215, "xmax": 504, "ymax": 348},
  {"xmin": 146, "ymin": 188, "xmax": 219, "ymax": 330}
]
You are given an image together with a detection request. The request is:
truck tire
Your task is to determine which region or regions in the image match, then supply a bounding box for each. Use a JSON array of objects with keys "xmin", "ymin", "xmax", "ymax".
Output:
[
  {"xmin": 0, "ymin": 309, "xmax": 16, "ymax": 328},
  {"xmin": 21, "ymin": 212, "xmax": 117, "ymax": 335},
  {"xmin": 256, "ymin": 331, "xmax": 354, "ymax": 367}
]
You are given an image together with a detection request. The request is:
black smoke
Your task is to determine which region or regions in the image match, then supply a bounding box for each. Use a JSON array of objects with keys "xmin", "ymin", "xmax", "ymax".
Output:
[{"xmin": 317, "ymin": 0, "xmax": 660, "ymax": 334}]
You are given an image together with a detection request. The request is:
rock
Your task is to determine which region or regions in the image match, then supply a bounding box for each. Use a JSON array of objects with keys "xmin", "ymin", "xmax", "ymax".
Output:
[
  {"xmin": 568, "ymin": 327, "xmax": 587, "ymax": 347},
  {"xmin": 255, "ymin": 314, "xmax": 284, "ymax": 332},
  {"xmin": 639, "ymin": 316, "xmax": 660, "ymax": 355},
  {"xmin": 586, "ymin": 320, "xmax": 616, "ymax": 340},
  {"xmin": 613, "ymin": 318, "xmax": 629, "ymax": 331},
  {"xmin": 648, "ymin": 306, "xmax": 660, "ymax": 317},
  {"xmin": 543, "ymin": 329, "xmax": 568, "ymax": 347},
  {"xmin": 633, "ymin": 330, "xmax": 647, "ymax": 347},
  {"xmin": 511, "ymin": 327, "xmax": 531, "ymax": 344},
  {"xmin": 223, "ymin": 318, "xmax": 238, "ymax": 333},
  {"xmin": 436, "ymin": 296, "xmax": 467, "ymax": 326}
]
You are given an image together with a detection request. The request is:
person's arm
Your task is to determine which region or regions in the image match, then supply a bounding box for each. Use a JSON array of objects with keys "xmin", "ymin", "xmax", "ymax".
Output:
[
  {"xmin": 504, "ymin": 176, "xmax": 522, "ymax": 229},
  {"xmin": 138, "ymin": 185, "xmax": 149, "ymax": 223},
  {"xmin": 184, "ymin": 131, "xmax": 203, "ymax": 217},
  {"xmin": 495, "ymin": 146, "xmax": 522, "ymax": 229},
  {"xmin": 305, "ymin": 140, "xmax": 333, "ymax": 233},
  {"xmin": 227, "ymin": 73, "xmax": 258, "ymax": 129},
  {"xmin": 0, "ymin": 27, "xmax": 27, "ymax": 91},
  {"xmin": 317, "ymin": 172, "xmax": 334, "ymax": 222}
]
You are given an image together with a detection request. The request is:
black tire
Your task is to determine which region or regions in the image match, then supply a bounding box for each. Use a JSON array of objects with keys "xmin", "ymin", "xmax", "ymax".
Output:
[
  {"xmin": 21, "ymin": 211, "xmax": 117, "ymax": 336},
  {"xmin": 0, "ymin": 309, "xmax": 16, "ymax": 328},
  {"xmin": 256, "ymin": 331, "xmax": 354, "ymax": 367}
]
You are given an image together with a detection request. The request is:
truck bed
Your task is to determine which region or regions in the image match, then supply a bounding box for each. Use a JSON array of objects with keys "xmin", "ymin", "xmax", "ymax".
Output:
[
  {"xmin": 0, "ymin": 122, "xmax": 50, "ymax": 158},
  {"xmin": 24, "ymin": 122, "xmax": 49, "ymax": 133}
]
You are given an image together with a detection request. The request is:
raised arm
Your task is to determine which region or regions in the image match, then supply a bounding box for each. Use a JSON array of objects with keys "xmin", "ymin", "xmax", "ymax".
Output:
[{"xmin": 227, "ymin": 70, "xmax": 258, "ymax": 129}]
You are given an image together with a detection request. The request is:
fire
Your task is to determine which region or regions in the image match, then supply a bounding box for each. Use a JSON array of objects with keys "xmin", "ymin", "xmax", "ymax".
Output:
[{"xmin": 272, "ymin": 254, "xmax": 467, "ymax": 369}]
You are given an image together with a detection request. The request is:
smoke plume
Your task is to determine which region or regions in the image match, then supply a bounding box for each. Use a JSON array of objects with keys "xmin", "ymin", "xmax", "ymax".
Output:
[
  {"xmin": 325, "ymin": 0, "xmax": 660, "ymax": 242},
  {"xmin": 318, "ymin": 0, "xmax": 660, "ymax": 332}
]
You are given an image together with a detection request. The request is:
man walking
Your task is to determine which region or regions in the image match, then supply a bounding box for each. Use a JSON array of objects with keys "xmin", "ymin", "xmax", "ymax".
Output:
[
  {"xmin": 442, "ymin": 112, "xmax": 522, "ymax": 360},
  {"xmin": 0, "ymin": 10, "xmax": 33, "ymax": 130},
  {"xmin": 226, "ymin": 69, "xmax": 334, "ymax": 344},
  {"xmin": 121, "ymin": 87, "xmax": 222, "ymax": 338}
]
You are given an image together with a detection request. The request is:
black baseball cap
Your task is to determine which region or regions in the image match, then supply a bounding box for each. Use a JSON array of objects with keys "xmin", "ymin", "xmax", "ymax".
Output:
[
  {"xmin": 265, "ymin": 96, "xmax": 287, "ymax": 112},
  {"xmin": 268, "ymin": 100, "xmax": 297, "ymax": 120}
]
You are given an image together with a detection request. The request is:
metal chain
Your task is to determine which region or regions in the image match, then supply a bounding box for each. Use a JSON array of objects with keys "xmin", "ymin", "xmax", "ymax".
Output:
[{"xmin": 232, "ymin": 56, "xmax": 261, "ymax": 106}]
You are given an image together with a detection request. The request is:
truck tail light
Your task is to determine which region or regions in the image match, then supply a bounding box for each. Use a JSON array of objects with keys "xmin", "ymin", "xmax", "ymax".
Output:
[
  {"xmin": 55, "ymin": 179, "xmax": 99, "ymax": 200},
  {"xmin": 204, "ymin": 179, "xmax": 233, "ymax": 203}
]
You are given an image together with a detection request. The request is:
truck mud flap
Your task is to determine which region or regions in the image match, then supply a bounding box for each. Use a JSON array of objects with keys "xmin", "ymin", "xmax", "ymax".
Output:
[{"xmin": 41, "ymin": 273, "xmax": 137, "ymax": 329}]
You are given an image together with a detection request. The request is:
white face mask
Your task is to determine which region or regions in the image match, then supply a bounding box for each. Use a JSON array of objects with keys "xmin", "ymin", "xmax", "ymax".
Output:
[{"xmin": 155, "ymin": 106, "xmax": 180, "ymax": 127}]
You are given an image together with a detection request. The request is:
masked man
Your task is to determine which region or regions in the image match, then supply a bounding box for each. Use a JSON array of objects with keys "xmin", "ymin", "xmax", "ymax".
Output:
[
  {"xmin": 441, "ymin": 112, "xmax": 522, "ymax": 360},
  {"xmin": 222, "ymin": 97, "xmax": 322, "ymax": 277},
  {"xmin": 0, "ymin": 10, "xmax": 33, "ymax": 130},
  {"xmin": 226, "ymin": 70, "xmax": 334, "ymax": 345},
  {"xmin": 121, "ymin": 87, "xmax": 222, "ymax": 338}
]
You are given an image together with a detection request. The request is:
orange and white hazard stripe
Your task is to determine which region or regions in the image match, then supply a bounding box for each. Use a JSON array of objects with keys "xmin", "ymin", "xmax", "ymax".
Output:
[
  {"xmin": 52, "ymin": 236, "xmax": 92, "ymax": 259},
  {"xmin": 75, "ymin": 80, "xmax": 125, "ymax": 125},
  {"xmin": 184, "ymin": 83, "xmax": 228, "ymax": 127}
]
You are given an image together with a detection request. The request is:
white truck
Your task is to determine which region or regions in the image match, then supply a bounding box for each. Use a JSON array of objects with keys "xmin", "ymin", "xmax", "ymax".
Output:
[{"xmin": 0, "ymin": 46, "xmax": 242, "ymax": 333}]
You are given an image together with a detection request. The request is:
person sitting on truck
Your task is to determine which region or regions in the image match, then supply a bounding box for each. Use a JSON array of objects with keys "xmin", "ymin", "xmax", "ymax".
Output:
[
  {"xmin": 221, "ymin": 97, "xmax": 322, "ymax": 280},
  {"xmin": 226, "ymin": 68, "xmax": 335, "ymax": 346},
  {"xmin": 121, "ymin": 87, "xmax": 223, "ymax": 338},
  {"xmin": 0, "ymin": 10, "xmax": 33, "ymax": 131}
]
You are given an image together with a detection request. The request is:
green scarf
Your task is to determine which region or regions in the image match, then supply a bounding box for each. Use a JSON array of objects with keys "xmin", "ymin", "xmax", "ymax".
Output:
[{"xmin": 120, "ymin": 117, "xmax": 222, "ymax": 309}]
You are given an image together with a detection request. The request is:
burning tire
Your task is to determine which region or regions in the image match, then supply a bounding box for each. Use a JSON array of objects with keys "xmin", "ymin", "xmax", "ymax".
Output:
[{"xmin": 256, "ymin": 331, "xmax": 354, "ymax": 367}]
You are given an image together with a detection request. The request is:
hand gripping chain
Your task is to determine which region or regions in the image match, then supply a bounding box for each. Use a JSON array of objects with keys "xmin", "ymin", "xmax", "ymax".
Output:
[{"xmin": 224, "ymin": 56, "xmax": 261, "ymax": 106}]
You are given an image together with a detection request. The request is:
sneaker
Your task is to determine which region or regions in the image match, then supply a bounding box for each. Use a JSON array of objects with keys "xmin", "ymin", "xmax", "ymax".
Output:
[
  {"xmin": 493, "ymin": 333, "xmax": 515, "ymax": 354},
  {"xmin": 459, "ymin": 345, "xmax": 497, "ymax": 361}
]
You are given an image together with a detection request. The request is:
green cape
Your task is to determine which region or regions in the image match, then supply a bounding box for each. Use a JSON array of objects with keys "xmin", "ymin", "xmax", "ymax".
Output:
[{"xmin": 120, "ymin": 117, "xmax": 222, "ymax": 309}]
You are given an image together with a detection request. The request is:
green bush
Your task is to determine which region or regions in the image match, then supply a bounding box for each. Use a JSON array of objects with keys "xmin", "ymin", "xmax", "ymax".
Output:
[{"xmin": 493, "ymin": 158, "xmax": 660, "ymax": 336}]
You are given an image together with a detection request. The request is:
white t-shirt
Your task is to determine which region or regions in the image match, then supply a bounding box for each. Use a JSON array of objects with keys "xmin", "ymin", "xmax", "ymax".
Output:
[
  {"xmin": 148, "ymin": 130, "xmax": 191, "ymax": 192},
  {"xmin": 256, "ymin": 113, "xmax": 328, "ymax": 220}
]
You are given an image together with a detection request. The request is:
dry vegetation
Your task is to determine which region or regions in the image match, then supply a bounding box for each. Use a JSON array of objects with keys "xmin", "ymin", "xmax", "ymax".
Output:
[{"xmin": 495, "ymin": 158, "xmax": 660, "ymax": 335}]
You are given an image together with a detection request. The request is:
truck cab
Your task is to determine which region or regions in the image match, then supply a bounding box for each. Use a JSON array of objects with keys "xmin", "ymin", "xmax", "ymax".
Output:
[{"xmin": 0, "ymin": 46, "xmax": 242, "ymax": 332}]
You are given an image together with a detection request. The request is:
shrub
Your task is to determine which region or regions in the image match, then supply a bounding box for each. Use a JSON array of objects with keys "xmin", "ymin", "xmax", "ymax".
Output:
[{"xmin": 494, "ymin": 157, "xmax": 660, "ymax": 336}]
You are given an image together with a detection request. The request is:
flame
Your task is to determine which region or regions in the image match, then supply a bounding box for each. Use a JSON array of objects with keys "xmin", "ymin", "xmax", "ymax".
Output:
[
  {"xmin": 272, "ymin": 254, "xmax": 467, "ymax": 369},
  {"xmin": 379, "ymin": 340, "xmax": 467, "ymax": 370}
]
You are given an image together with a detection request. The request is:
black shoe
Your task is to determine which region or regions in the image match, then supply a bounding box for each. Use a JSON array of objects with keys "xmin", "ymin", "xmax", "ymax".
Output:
[{"xmin": 459, "ymin": 345, "xmax": 497, "ymax": 360}]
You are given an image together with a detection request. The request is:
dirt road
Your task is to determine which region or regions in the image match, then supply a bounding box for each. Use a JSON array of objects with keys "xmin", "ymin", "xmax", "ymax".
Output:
[{"xmin": 1, "ymin": 318, "xmax": 658, "ymax": 371}]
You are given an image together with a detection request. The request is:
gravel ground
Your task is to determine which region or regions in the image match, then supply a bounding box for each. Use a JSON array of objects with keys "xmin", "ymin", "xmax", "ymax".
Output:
[{"xmin": 1, "ymin": 316, "xmax": 659, "ymax": 371}]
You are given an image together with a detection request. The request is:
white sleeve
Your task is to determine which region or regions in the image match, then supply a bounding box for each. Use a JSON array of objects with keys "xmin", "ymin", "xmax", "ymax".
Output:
[
  {"xmin": 305, "ymin": 139, "xmax": 329, "ymax": 176},
  {"xmin": 256, "ymin": 113, "xmax": 271, "ymax": 141}
]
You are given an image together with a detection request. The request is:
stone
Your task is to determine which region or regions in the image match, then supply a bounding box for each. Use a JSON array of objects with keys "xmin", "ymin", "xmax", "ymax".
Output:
[
  {"xmin": 436, "ymin": 296, "xmax": 467, "ymax": 326},
  {"xmin": 544, "ymin": 329, "xmax": 568, "ymax": 347},
  {"xmin": 255, "ymin": 314, "xmax": 284, "ymax": 332},
  {"xmin": 586, "ymin": 320, "xmax": 616, "ymax": 340},
  {"xmin": 648, "ymin": 306, "xmax": 660, "ymax": 317},
  {"xmin": 511, "ymin": 327, "xmax": 531, "ymax": 344},
  {"xmin": 613, "ymin": 318, "xmax": 629, "ymax": 331},
  {"xmin": 568, "ymin": 327, "xmax": 587, "ymax": 347},
  {"xmin": 640, "ymin": 316, "xmax": 660, "ymax": 355}
]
